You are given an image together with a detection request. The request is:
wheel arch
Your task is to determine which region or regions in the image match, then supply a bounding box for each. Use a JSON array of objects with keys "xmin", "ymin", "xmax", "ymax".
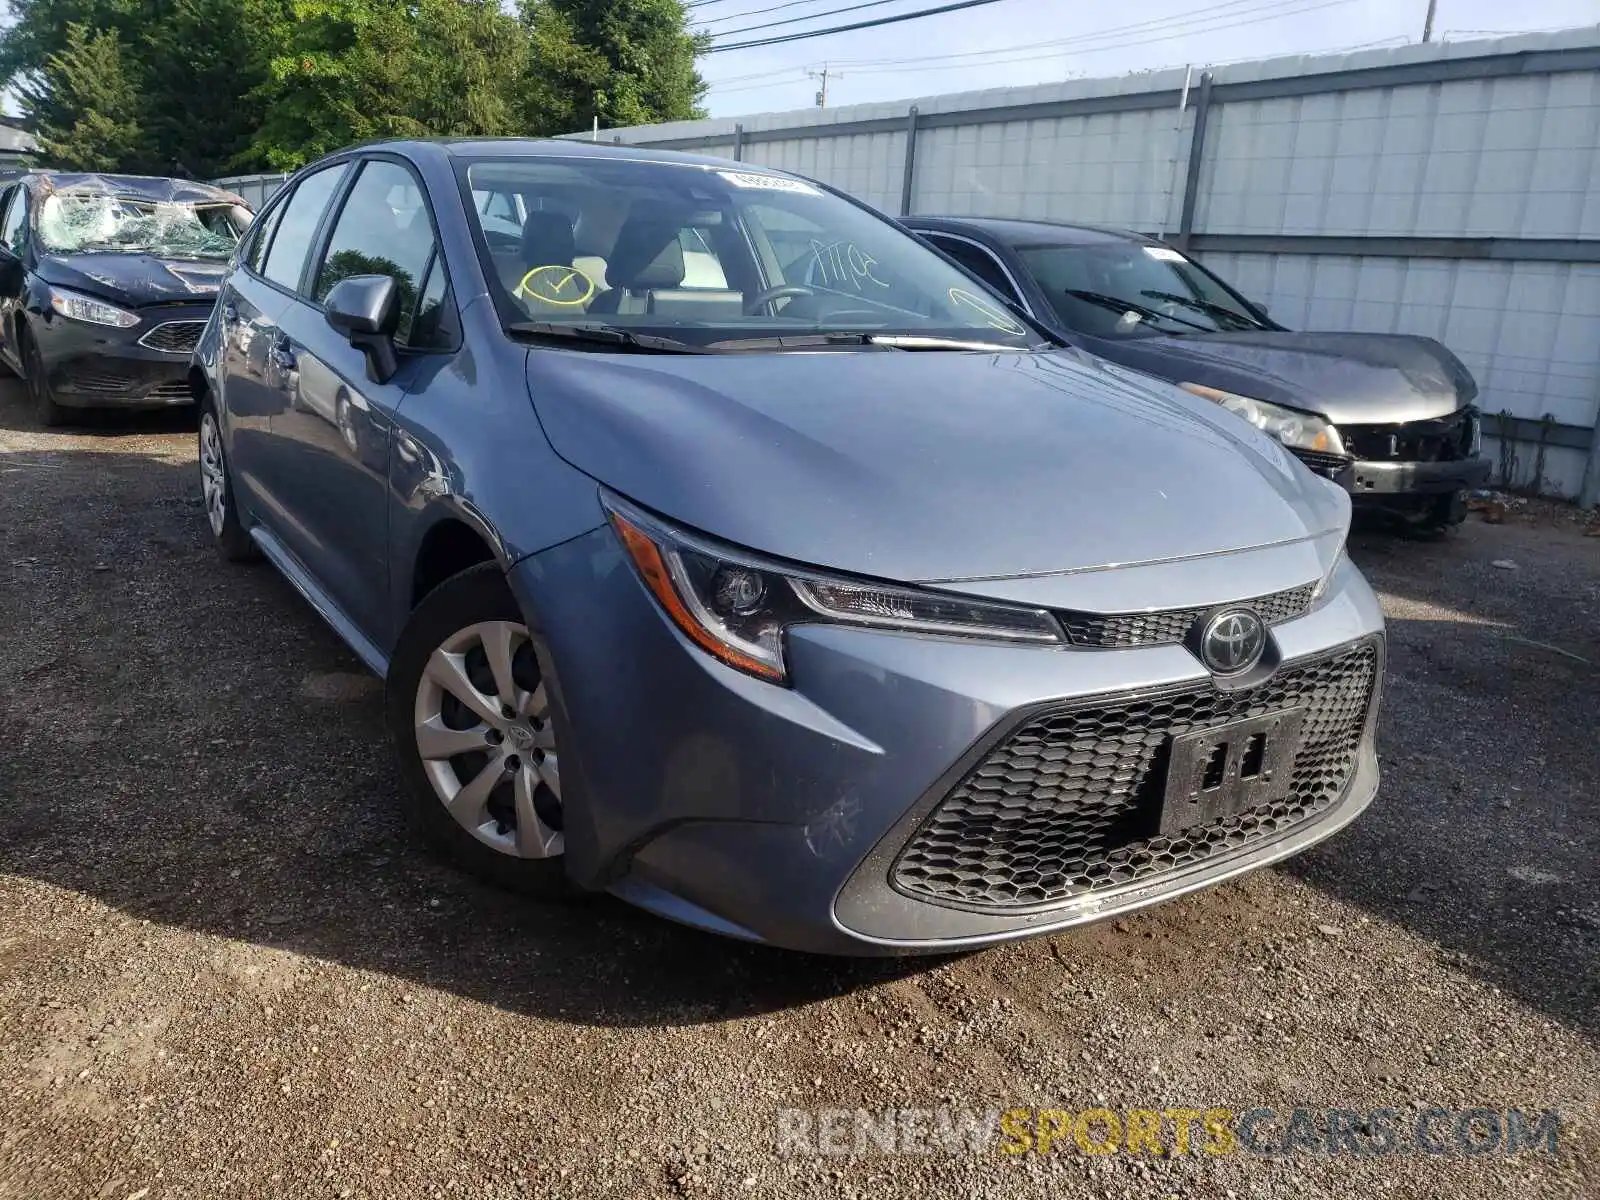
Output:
[{"xmin": 409, "ymin": 509, "xmax": 509, "ymax": 611}]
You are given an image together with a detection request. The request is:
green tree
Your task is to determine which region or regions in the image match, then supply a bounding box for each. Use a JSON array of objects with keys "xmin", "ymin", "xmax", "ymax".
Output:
[
  {"xmin": 0, "ymin": 0, "xmax": 709, "ymax": 176},
  {"xmin": 140, "ymin": 0, "xmax": 286, "ymax": 176},
  {"xmin": 20, "ymin": 23, "xmax": 146, "ymax": 172},
  {"xmin": 518, "ymin": 0, "xmax": 709, "ymax": 134},
  {"xmin": 246, "ymin": 0, "xmax": 530, "ymax": 170},
  {"xmin": 1, "ymin": 0, "xmax": 286, "ymax": 176}
]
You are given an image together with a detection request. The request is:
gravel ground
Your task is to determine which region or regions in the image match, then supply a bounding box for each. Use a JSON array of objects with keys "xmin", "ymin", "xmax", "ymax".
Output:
[{"xmin": 0, "ymin": 382, "xmax": 1595, "ymax": 1200}]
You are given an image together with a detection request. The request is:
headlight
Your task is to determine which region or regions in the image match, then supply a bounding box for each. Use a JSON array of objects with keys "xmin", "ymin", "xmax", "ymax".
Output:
[
  {"xmin": 48, "ymin": 287, "xmax": 139, "ymax": 328},
  {"xmin": 1180, "ymin": 383, "xmax": 1344, "ymax": 455},
  {"xmin": 606, "ymin": 495, "xmax": 1063, "ymax": 684}
]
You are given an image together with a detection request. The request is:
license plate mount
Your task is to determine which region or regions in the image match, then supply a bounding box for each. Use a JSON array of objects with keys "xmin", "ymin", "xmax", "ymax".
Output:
[{"xmin": 1158, "ymin": 708, "xmax": 1305, "ymax": 836}]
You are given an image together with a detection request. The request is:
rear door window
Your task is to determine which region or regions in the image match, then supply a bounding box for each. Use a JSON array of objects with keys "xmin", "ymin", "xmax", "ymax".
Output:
[{"xmin": 262, "ymin": 164, "xmax": 349, "ymax": 292}]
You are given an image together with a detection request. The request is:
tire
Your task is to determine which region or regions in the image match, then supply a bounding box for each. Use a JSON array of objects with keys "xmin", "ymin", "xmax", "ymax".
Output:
[
  {"xmin": 386, "ymin": 563, "xmax": 574, "ymax": 897},
  {"xmin": 197, "ymin": 396, "xmax": 261, "ymax": 562},
  {"xmin": 21, "ymin": 330, "xmax": 71, "ymax": 427}
]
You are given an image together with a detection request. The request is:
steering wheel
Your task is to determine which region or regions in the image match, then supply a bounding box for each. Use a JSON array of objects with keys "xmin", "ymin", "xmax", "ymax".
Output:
[{"xmin": 744, "ymin": 284, "xmax": 815, "ymax": 315}]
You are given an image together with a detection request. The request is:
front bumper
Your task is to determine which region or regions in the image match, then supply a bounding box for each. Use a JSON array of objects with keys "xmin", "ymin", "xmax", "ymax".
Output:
[
  {"xmin": 511, "ymin": 531, "xmax": 1385, "ymax": 955},
  {"xmin": 36, "ymin": 304, "xmax": 211, "ymax": 409},
  {"xmin": 1348, "ymin": 456, "xmax": 1491, "ymax": 496}
]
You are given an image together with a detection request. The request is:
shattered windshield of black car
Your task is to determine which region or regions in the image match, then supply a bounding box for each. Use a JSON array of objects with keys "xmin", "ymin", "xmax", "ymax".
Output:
[{"xmin": 38, "ymin": 191, "xmax": 248, "ymax": 260}]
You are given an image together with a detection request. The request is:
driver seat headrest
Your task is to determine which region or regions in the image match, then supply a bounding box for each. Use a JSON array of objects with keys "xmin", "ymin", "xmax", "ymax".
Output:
[
  {"xmin": 521, "ymin": 211, "xmax": 576, "ymax": 268},
  {"xmin": 605, "ymin": 212, "xmax": 686, "ymax": 291}
]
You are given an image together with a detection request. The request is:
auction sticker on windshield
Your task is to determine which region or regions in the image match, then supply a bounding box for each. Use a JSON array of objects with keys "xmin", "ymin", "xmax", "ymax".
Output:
[{"xmin": 716, "ymin": 171, "xmax": 821, "ymax": 196}]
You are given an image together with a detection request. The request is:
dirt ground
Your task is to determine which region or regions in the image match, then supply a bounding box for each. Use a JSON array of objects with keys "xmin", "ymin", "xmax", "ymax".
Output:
[{"xmin": 0, "ymin": 382, "xmax": 1595, "ymax": 1200}]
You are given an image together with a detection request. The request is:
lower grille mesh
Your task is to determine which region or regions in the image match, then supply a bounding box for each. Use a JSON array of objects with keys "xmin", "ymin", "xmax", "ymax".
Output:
[{"xmin": 891, "ymin": 641, "xmax": 1379, "ymax": 910}]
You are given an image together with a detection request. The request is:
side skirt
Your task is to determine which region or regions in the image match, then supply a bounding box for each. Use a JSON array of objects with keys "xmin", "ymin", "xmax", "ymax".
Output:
[{"xmin": 250, "ymin": 524, "xmax": 390, "ymax": 678}]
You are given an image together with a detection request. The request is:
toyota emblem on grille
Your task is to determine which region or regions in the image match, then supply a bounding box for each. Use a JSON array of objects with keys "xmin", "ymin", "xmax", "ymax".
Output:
[{"xmin": 1199, "ymin": 608, "xmax": 1267, "ymax": 675}]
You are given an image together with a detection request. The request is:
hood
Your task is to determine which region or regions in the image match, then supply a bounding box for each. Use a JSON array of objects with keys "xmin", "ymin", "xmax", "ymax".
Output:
[
  {"xmin": 526, "ymin": 347, "xmax": 1349, "ymax": 584},
  {"xmin": 1104, "ymin": 330, "xmax": 1477, "ymax": 425},
  {"xmin": 37, "ymin": 253, "xmax": 228, "ymax": 308}
]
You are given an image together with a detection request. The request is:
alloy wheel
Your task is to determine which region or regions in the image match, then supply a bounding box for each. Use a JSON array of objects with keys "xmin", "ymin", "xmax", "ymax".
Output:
[
  {"xmin": 412, "ymin": 620, "xmax": 564, "ymax": 859},
  {"xmin": 199, "ymin": 412, "xmax": 227, "ymax": 538}
]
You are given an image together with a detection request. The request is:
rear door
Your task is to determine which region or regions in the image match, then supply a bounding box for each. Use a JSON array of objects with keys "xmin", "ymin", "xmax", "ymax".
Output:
[
  {"xmin": 219, "ymin": 163, "xmax": 350, "ymax": 511},
  {"xmin": 264, "ymin": 155, "xmax": 456, "ymax": 648}
]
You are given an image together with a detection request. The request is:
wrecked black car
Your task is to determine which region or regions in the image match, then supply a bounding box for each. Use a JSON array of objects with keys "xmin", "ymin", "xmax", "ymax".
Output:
[
  {"xmin": 906, "ymin": 216, "xmax": 1492, "ymax": 530},
  {"xmin": 0, "ymin": 173, "xmax": 251, "ymax": 425}
]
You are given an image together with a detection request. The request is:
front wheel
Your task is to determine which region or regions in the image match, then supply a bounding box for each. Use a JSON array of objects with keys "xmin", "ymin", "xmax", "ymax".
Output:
[
  {"xmin": 21, "ymin": 332, "xmax": 70, "ymax": 427},
  {"xmin": 386, "ymin": 563, "xmax": 572, "ymax": 897}
]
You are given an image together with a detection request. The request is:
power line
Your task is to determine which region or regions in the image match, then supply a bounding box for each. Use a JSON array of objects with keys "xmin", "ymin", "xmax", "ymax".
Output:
[
  {"xmin": 820, "ymin": 0, "xmax": 1334, "ymax": 67},
  {"xmin": 706, "ymin": 31, "xmax": 1409, "ymax": 97},
  {"xmin": 699, "ymin": 0, "xmax": 875, "ymax": 27},
  {"xmin": 780, "ymin": 0, "xmax": 1356, "ymax": 70},
  {"xmin": 702, "ymin": 0, "xmax": 1368, "ymax": 93},
  {"xmin": 710, "ymin": 0, "xmax": 919, "ymax": 40},
  {"xmin": 708, "ymin": 0, "xmax": 1014, "ymax": 52}
]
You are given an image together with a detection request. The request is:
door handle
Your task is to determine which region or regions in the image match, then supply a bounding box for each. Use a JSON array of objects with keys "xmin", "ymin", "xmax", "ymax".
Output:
[{"xmin": 221, "ymin": 302, "xmax": 240, "ymax": 324}]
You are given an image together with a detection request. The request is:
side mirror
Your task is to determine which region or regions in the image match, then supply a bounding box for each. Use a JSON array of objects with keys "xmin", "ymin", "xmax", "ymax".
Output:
[
  {"xmin": 1252, "ymin": 300, "xmax": 1272, "ymax": 319},
  {"xmin": 324, "ymin": 274, "xmax": 399, "ymax": 384}
]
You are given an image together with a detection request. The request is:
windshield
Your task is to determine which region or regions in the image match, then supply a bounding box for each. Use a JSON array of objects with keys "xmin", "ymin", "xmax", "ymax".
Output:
[
  {"xmin": 461, "ymin": 156, "xmax": 1039, "ymax": 349},
  {"xmin": 38, "ymin": 193, "xmax": 249, "ymax": 260},
  {"xmin": 1018, "ymin": 242, "xmax": 1269, "ymax": 338}
]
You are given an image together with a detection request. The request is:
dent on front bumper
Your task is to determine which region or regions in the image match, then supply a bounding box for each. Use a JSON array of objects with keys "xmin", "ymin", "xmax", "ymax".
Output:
[
  {"xmin": 511, "ymin": 530, "xmax": 1385, "ymax": 956},
  {"xmin": 37, "ymin": 306, "xmax": 209, "ymax": 408}
]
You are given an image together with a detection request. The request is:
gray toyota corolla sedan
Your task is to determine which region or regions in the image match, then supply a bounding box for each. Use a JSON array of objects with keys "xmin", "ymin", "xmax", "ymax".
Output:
[{"xmin": 191, "ymin": 138, "xmax": 1384, "ymax": 955}]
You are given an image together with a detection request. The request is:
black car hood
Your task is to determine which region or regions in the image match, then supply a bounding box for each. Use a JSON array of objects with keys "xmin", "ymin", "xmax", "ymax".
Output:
[
  {"xmin": 526, "ymin": 347, "xmax": 1348, "ymax": 584},
  {"xmin": 1102, "ymin": 330, "xmax": 1477, "ymax": 425},
  {"xmin": 36, "ymin": 252, "xmax": 228, "ymax": 308}
]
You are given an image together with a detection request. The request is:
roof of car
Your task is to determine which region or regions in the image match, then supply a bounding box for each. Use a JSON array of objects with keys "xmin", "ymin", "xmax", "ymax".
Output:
[
  {"xmin": 373, "ymin": 136, "xmax": 771, "ymax": 173},
  {"xmin": 904, "ymin": 215, "xmax": 1159, "ymax": 247},
  {"xmin": 19, "ymin": 171, "xmax": 246, "ymax": 207}
]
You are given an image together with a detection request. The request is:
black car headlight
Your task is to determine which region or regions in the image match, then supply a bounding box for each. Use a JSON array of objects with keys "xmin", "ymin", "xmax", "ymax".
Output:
[
  {"xmin": 1180, "ymin": 383, "xmax": 1344, "ymax": 456},
  {"xmin": 47, "ymin": 286, "xmax": 139, "ymax": 329},
  {"xmin": 605, "ymin": 495, "xmax": 1063, "ymax": 683}
]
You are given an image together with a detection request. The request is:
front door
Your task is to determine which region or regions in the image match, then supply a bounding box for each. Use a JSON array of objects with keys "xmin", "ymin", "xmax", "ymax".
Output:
[
  {"xmin": 263, "ymin": 157, "xmax": 451, "ymax": 648},
  {"xmin": 0, "ymin": 184, "xmax": 30, "ymax": 372},
  {"xmin": 221, "ymin": 162, "xmax": 351, "ymax": 518}
]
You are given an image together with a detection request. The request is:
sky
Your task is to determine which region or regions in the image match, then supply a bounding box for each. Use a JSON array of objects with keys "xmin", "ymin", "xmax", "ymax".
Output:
[{"xmin": 695, "ymin": 0, "xmax": 1600, "ymax": 117}]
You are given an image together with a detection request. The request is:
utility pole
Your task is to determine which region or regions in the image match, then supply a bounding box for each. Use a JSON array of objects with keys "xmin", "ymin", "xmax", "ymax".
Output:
[
  {"xmin": 807, "ymin": 64, "xmax": 836, "ymax": 108},
  {"xmin": 1422, "ymin": 0, "xmax": 1438, "ymax": 42}
]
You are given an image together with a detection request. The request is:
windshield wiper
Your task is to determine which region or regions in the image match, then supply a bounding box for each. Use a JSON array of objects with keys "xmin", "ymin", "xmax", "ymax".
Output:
[
  {"xmin": 506, "ymin": 321, "xmax": 712, "ymax": 354},
  {"xmin": 1140, "ymin": 290, "xmax": 1264, "ymax": 330},
  {"xmin": 1062, "ymin": 289, "xmax": 1209, "ymax": 333},
  {"xmin": 703, "ymin": 332, "xmax": 883, "ymax": 351},
  {"xmin": 866, "ymin": 334, "xmax": 1023, "ymax": 351}
]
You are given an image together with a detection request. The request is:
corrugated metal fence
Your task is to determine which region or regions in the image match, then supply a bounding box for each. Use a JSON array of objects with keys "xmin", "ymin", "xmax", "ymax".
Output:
[{"xmin": 216, "ymin": 27, "xmax": 1600, "ymax": 502}]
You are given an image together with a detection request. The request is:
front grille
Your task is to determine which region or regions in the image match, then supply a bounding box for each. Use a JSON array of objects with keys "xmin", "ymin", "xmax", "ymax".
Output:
[
  {"xmin": 1343, "ymin": 407, "xmax": 1475, "ymax": 463},
  {"xmin": 1057, "ymin": 583, "xmax": 1316, "ymax": 649},
  {"xmin": 891, "ymin": 640, "xmax": 1379, "ymax": 910},
  {"xmin": 137, "ymin": 320, "xmax": 207, "ymax": 354}
]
